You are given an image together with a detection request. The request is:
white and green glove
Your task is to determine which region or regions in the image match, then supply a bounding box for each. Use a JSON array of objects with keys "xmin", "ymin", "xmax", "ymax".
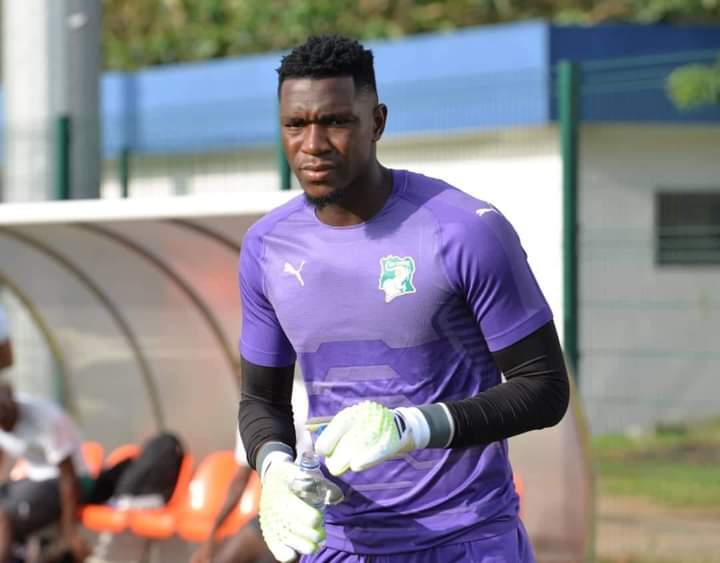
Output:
[
  {"xmin": 315, "ymin": 401, "xmax": 431, "ymax": 476},
  {"xmin": 258, "ymin": 454, "xmax": 325, "ymax": 563}
]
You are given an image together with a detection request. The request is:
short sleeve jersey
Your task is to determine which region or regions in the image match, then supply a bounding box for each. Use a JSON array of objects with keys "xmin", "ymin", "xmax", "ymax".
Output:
[
  {"xmin": 0, "ymin": 394, "xmax": 89, "ymax": 481},
  {"xmin": 239, "ymin": 170, "xmax": 552, "ymax": 554}
]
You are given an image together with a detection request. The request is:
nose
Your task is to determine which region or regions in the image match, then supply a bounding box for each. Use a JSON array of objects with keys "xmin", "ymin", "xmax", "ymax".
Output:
[{"xmin": 302, "ymin": 123, "xmax": 330, "ymax": 155}]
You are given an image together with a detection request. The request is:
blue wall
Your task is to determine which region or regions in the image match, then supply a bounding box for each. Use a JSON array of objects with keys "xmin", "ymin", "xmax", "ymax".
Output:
[
  {"xmin": 101, "ymin": 21, "xmax": 551, "ymax": 156},
  {"xmin": 550, "ymin": 24, "xmax": 720, "ymax": 123},
  {"xmin": 551, "ymin": 23, "xmax": 720, "ymax": 61},
  {"xmin": 4, "ymin": 21, "xmax": 719, "ymax": 158}
]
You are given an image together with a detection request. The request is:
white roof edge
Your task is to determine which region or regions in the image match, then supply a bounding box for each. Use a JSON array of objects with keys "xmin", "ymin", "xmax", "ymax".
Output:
[{"xmin": 0, "ymin": 192, "xmax": 300, "ymax": 226}]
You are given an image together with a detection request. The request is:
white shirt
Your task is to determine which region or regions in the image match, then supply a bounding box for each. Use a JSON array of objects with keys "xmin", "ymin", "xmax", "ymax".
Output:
[
  {"xmin": 235, "ymin": 377, "xmax": 309, "ymax": 467},
  {"xmin": 0, "ymin": 394, "xmax": 88, "ymax": 481},
  {"xmin": 0, "ymin": 306, "xmax": 9, "ymax": 343}
]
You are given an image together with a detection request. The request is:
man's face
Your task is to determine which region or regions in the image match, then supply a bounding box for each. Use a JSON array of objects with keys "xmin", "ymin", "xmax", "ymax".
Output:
[{"xmin": 279, "ymin": 76, "xmax": 386, "ymax": 206}]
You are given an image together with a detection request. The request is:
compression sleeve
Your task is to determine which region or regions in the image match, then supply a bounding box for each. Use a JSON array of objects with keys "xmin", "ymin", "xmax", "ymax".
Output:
[
  {"xmin": 238, "ymin": 357, "xmax": 296, "ymax": 470},
  {"xmin": 419, "ymin": 321, "xmax": 570, "ymax": 447}
]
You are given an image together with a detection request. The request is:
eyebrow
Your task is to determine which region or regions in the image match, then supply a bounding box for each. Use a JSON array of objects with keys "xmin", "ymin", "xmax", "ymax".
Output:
[{"xmin": 283, "ymin": 111, "xmax": 358, "ymax": 123}]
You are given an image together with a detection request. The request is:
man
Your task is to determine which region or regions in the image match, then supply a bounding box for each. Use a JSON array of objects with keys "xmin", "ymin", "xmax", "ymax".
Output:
[
  {"xmin": 0, "ymin": 305, "xmax": 12, "ymax": 373},
  {"xmin": 238, "ymin": 35, "xmax": 570, "ymax": 563},
  {"xmin": 0, "ymin": 384, "xmax": 91, "ymax": 563},
  {"xmin": 191, "ymin": 378, "xmax": 308, "ymax": 563}
]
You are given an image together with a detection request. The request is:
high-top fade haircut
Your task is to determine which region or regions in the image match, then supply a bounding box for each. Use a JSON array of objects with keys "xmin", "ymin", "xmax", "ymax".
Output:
[{"xmin": 277, "ymin": 35, "xmax": 377, "ymax": 97}]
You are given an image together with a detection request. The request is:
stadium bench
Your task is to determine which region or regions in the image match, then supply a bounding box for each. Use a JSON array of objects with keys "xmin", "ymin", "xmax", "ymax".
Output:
[
  {"xmin": 175, "ymin": 451, "xmax": 260, "ymax": 543},
  {"xmin": 126, "ymin": 454, "xmax": 195, "ymax": 539},
  {"xmin": 80, "ymin": 443, "xmax": 142, "ymax": 533}
]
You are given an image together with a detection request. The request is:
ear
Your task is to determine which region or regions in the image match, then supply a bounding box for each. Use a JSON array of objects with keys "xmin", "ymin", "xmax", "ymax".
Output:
[{"xmin": 372, "ymin": 104, "xmax": 388, "ymax": 142}]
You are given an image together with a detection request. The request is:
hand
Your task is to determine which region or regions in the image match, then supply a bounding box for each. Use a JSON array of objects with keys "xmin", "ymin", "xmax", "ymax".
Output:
[
  {"xmin": 315, "ymin": 401, "xmax": 421, "ymax": 476},
  {"xmin": 259, "ymin": 458, "xmax": 325, "ymax": 563}
]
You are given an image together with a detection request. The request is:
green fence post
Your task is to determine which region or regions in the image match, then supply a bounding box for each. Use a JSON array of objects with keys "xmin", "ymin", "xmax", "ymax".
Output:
[
  {"xmin": 54, "ymin": 115, "xmax": 71, "ymax": 200},
  {"xmin": 278, "ymin": 143, "xmax": 291, "ymax": 191},
  {"xmin": 277, "ymin": 104, "xmax": 291, "ymax": 190},
  {"xmin": 119, "ymin": 147, "xmax": 131, "ymax": 198},
  {"xmin": 558, "ymin": 60, "xmax": 580, "ymax": 382}
]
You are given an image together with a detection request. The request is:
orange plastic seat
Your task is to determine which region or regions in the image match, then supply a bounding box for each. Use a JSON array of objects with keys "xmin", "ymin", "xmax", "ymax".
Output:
[
  {"xmin": 80, "ymin": 503, "xmax": 132, "ymax": 534},
  {"xmin": 176, "ymin": 452, "xmax": 260, "ymax": 543},
  {"xmin": 81, "ymin": 441, "xmax": 105, "ymax": 477},
  {"xmin": 127, "ymin": 454, "xmax": 195, "ymax": 539},
  {"xmin": 514, "ymin": 473, "xmax": 524, "ymax": 516},
  {"xmin": 104, "ymin": 443, "xmax": 141, "ymax": 468},
  {"xmin": 79, "ymin": 443, "xmax": 141, "ymax": 533},
  {"xmin": 218, "ymin": 470, "xmax": 260, "ymax": 539}
]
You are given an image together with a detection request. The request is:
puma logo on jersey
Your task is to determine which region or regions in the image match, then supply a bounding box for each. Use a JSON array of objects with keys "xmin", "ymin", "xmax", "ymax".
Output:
[
  {"xmin": 476, "ymin": 207, "xmax": 498, "ymax": 217},
  {"xmin": 283, "ymin": 260, "xmax": 306, "ymax": 286}
]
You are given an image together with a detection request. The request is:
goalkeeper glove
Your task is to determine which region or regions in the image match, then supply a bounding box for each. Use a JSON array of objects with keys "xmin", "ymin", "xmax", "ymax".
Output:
[
  {"xmin": 258, "ymin": 454, "xmax": 325, "ymax": 563},
  {"xmin": 315, "ymin": 401, "xmax": 430, "ymax": 476}
]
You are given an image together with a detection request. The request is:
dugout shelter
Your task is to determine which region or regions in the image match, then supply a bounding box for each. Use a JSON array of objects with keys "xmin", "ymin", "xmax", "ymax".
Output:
[{"xmin": 0, "ymin": 194, "xmax": 592, "ymax": 562}]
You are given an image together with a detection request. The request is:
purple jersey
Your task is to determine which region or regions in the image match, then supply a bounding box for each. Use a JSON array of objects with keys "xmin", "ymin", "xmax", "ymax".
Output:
[{"xmin": 240, "ymin": 169, "xmax": 552, "ymax": 555}]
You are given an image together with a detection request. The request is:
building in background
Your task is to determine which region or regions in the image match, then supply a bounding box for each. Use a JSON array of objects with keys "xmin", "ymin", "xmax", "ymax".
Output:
[{"xmin": 2, "ymin": 19, "xmax": 719, "ymax": 563}]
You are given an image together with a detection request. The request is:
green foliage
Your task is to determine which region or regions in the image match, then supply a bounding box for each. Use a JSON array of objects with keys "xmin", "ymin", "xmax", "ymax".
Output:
[
  {"xmin": 667, "ymin": 57, "xmax": 720, "ymax": 109},
  {"xmin": 102, "ymin": 0, "xmax": 720, "ymax": 70}
]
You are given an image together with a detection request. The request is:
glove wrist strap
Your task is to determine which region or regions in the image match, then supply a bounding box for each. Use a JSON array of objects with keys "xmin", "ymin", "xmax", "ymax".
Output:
[
  {"xmin": 394, "ymin": 406, "xmax": 431, "ymax": 449},
  {"xmin": 417, "ymin": 403, "xmax": 455, "ymax": 448},
  {"xmin": 257, "ymin": 442, "xmax": 294, "ymax": 482}
]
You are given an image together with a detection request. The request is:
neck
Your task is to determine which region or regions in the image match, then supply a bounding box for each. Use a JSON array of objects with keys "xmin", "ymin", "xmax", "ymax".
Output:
[{"xmin": 315, "ymin": 163, "xmax": 392, "ymax": 227}]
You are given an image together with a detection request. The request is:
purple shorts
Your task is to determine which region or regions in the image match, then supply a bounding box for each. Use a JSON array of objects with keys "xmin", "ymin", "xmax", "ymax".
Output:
[{"xmin": 302, "ymin": 521, "xmax": 536, "ymax": 563}]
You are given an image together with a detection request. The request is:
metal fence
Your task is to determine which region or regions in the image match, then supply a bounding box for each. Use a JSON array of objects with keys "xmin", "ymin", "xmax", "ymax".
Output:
[{"xmin": 569, "ymin": 51, "xmax": 720, "ymax": 435}]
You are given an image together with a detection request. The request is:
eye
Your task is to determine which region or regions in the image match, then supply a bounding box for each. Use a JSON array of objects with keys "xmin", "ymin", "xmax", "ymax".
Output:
[
  {"xmin": 284, "ymin": 120, "xmax": 305, "ymax": 129},
  {"xmin": 320, "ymin": 115, "xmax": 353, "ymax": 127}
]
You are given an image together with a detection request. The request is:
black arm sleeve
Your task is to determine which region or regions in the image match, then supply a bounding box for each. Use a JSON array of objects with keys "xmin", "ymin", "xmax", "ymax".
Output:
[
  {"xmin": 238, "ymin": 357, "xmax": 296, "ymax": 470},
  {"xmin": 445, "ymin": 320, "xmax": 570, "ymax": 447}
]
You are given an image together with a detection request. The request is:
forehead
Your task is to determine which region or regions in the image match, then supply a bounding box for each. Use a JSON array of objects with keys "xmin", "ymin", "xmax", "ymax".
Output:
[{"xmin": 279, "ymin": 77, "xmax": 362, "ymax": 113}]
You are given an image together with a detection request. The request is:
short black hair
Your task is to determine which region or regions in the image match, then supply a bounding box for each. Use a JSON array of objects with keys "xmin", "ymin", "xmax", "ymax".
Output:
[{"xmin": 277, "ymin": 35, "xmax": 377, "ymax": 96}]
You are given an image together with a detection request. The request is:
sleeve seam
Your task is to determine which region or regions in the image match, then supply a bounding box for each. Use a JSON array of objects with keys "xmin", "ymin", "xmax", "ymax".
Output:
[
  {"xmin": 239, "ymin": 339, "xmax": 294, "ymax": 367},
  {"xmin": 395, "ymin": 189, "xmax": 460, "ymax": 298},
  {"xmin": 485, "ymin": 308, "xmax": 553, "ymax": 351}
]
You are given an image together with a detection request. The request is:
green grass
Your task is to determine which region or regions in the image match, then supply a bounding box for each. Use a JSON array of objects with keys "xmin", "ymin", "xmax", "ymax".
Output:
[
  {"xmin": 592, "ymin": 418, "xmax": 720, "ymax": 509},
  {"xmin": 598, "ymin": 559, "xmax": 675, "ymax": 563},
  {"xmin": 597, "ymin": 558, "xmax": 688, "ymax": 563}
]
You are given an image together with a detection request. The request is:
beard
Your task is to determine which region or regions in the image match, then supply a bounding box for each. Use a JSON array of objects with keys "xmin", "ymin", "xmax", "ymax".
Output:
[{"xmin": 303, "ymin": 183, "xmax": 349, "ymax": 210}]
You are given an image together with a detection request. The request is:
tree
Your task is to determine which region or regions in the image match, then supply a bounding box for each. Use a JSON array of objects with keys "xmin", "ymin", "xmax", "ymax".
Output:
[
  {"xmin": 667, "ymin": 56, "xmax": 720, "ymax": 109},
  {"xmin": 102, "ymin": 0, "xmax": 720, "ymax": 70}
]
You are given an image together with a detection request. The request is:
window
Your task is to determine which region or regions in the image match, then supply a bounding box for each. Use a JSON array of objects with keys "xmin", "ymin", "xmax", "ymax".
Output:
[{"xmin": 656, "ymin": 191, "xmax": 720, "ymax": 266}]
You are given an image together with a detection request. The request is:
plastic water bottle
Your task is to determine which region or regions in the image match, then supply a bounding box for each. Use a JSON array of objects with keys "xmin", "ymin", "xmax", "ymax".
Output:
[{"xmin": 290, "ymin": 451, "xmax": 344, "ymax": 510}]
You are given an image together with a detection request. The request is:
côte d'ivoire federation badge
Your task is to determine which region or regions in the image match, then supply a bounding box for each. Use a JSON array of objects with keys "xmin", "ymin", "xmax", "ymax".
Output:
[{"xmin": 378, "ymin": 255, "xmax": 417, "ymax": 303}]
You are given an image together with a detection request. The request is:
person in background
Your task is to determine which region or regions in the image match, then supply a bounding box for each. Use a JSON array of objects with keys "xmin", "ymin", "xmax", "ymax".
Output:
[
  {"xmin": 0, "ymin": 305, "xmax": 12, "ymax": 373},
  {"xmin": 0, "ymin": 384, "xmax": 91, "ymax": 563}
]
